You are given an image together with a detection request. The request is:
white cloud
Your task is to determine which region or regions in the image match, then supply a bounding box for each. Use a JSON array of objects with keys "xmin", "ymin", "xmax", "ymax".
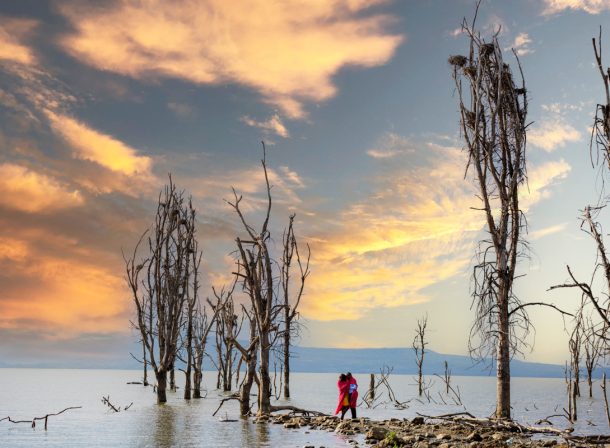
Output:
[
  {"xmin": 529, "ymin": 222, "xmax": 568, "ymax": 240},
  {"xmin": 510, "ymin": 32, "xmax": 533, "ymax": 56},
  {"xmin": 241, "ymin": 114, "xmax": 290, "ymax": 138},
  {"xmin": 366, "ymin": 132, "xmax": 415, "ymax": 158},
  {"xmin": 529, "ymin": 119, "xmax": 582, "ymax": 152},
  {"xmin": 542, "ymin": 0, "xmax": 610, "ymax": 15}
]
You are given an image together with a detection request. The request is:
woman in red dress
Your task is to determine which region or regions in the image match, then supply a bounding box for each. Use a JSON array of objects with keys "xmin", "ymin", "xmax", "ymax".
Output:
[{"xmin": 334, "ymin": 374, "xmax": 350, "ymax": 419}]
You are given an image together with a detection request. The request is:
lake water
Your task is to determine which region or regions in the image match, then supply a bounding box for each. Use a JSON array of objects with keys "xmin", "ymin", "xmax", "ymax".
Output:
[{"xmin": 0, "ymin": 369, "xmax": 608, "ymax": 447}]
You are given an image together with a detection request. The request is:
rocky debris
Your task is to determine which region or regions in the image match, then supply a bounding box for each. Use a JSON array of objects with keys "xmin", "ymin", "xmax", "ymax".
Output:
[
  {"xmin": 365, "ymin": 426, "xmax": 389, "ymax": 442},
  {"xmin": 466, "ymin": 431, "xmax": 482, "ymax": 442},
  {"xmin": 263, "ymin": 414, "xmax": 597, "ymax": 447}
]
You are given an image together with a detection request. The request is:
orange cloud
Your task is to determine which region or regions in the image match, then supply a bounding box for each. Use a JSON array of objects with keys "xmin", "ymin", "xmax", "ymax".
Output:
[
  {"xmin": 0, "ymin": 239, "xmax": 128, "ymax": 335},
  {"xmin": 301, "ymin": 142, "xmax": 572, "ymax": 321},
  {"xmin": 57, "ymin": 0, "xmax": 403, "ymax": 118},
  {"xmin": 46, "ymin": 111, "xmax": 153, "ymax": 177},
  {"xmin": 0, "ymin": 17, "xmax": 38, "ymax": 65},
  {"xmin": 0, "ymin": 163, "xmax": 84, "ymax": 213}
]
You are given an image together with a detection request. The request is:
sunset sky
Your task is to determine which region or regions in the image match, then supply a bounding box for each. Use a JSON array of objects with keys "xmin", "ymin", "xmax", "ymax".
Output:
[{"xmin": 1, "ymin": 0, "xmax": 609, "ymax": 367}]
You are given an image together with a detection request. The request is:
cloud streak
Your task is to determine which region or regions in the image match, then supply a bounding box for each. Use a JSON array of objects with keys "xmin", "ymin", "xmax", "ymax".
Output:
[{"xmin": 46, "ymin": 111, "xmax": 153, "ymax": 177}]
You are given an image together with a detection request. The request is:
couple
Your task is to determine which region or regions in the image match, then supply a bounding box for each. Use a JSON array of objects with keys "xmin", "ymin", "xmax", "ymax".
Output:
[{"xmin": 335, "ymin": 372, "xmax": 358, "ymax": 420}]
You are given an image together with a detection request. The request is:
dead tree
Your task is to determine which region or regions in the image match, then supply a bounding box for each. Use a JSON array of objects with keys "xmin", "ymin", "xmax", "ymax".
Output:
[
  {"xmin": 568, "ymin": 315, "xmax": 583, "ymax": 401},
  {"xmin": 412, "ymin": 315, "xmax": 428, "ymax": 397},
  {"xmin": 191, "ymin": 301, "xmax": 218, "ymax": 399},
  {"xmin": 449, "ymin": 5, "xmax": 529, "ymax": 419},
  {"xmin": 227, "ymin": 147, "xmax": 282, "ymax": 415},
  {"xmin": 280, "ymin": 213, "xmax": 310, "ymax": 399},
  {"xmin": 125, "ymin": 178, "xmax": 197, "ymax": 403},
  {"xmin": 584, "ymin": 316, "xmax": 603, "ymax": 398},
  {"xmin": 231, "ymin": 305, "xmax": 259, "ymax": 416},
  {"xmin": 183, "ymin": 229, "xmax": 202, "ymax": 400},
  {"xmin": 211, "ymin": 285, "xmax": 242, "ymax": 391},
  {"xmin": 592, "ymin": 27, "xmax": 610, "ymax": 172}
]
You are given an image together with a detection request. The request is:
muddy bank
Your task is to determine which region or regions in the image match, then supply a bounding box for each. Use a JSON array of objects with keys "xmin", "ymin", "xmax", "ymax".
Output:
[{"xmin": 261, "ymin": 414, "xmax": 609, "ymax": 447}]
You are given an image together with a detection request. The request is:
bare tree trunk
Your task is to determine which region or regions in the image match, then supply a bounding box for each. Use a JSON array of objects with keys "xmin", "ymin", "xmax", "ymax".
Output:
[
  {"xmin": 142, "ymin": 339, "xmax": 149, "ymax": 386},
  {"xmin": 602, "ymin": 373, "xmax": 610, "ymax": 426},
  {"xmin": 259, "ymin": 333, "xmax": 272, "ymax": 414},
  {"xmin": 496, "ymin": 295, "xmax": 511, "ymax": 419},
  {"xmin": 283, "ymin": 328, "xmax": 290, "ymax": 399},
  {"xmin": 156, "ymin": 370, "xmax": 167, "ymax": 404},
  {"xmin": 169, "ymin": 368, "xmax": 175, "ymax": 392}
]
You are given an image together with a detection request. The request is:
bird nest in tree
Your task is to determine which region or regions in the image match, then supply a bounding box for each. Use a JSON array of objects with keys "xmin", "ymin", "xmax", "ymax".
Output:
[{"xmin": 448, "ymin": 55, "xmax": 468, "ymax": 67}]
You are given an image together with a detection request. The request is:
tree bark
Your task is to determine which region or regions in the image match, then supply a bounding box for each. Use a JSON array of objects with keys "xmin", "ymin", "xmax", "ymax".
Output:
[
  {"xmin": 496, "ymin": 289, "xmax": 511, "ymax": 419},
  {"xmin": 259, "ymin": 332, "xmax": 272, "ymax": 415},
  {"xmin": 283, "ymin": 327, "xmax": 290, "ymax": 399},
  {"xmin": 156, "ymin": 370, "xmax": 167, "ymax": 404}
]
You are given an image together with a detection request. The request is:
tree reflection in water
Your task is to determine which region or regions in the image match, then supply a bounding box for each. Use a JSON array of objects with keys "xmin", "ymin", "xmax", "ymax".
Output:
[{"xmin": 153, "ymin": 404, "xmax": 176, "ymax": 448}]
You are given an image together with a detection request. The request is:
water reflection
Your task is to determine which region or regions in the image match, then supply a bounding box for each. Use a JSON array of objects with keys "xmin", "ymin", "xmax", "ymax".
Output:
[
  {"xmin": 153, "ymin": 404, "xmax": 176, "ymax": 448},
  {"xmin": 237, "ymin": 416, "xmax": 270, "ymax": 447}
]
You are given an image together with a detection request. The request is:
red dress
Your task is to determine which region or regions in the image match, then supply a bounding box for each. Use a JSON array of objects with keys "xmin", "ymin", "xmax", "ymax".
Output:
[{"xmin": 334, "ymin": 379, "xmax": 350, "ymax": 414}]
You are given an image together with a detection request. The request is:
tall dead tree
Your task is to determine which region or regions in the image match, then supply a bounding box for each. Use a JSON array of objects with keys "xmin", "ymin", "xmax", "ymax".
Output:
[
  {"xmin": 280, "ymin": 213, "xmax": 310, "ymax": 399},
  {"xmin": 211, "ymin": 285, "xmax": 242, "ymax": 391},
  {"xmin": 412, "ymin": 315, "xmax": 428, "ymax": 397},
  {"xmin": 227, "ymin": 148, "xmax": 282, "ymax": 415},
  {"xmin": 183, "ymin": 232, "xmax": 202, "ymax": 400},
  {"xmin": 125, "ymin": 178, "xmax": 196, "ymax": 403},
  {"xmin": 569, "ymin": 315, "xmax": 583, "ymax": 401},
  {"xmin": 219, "ymin": 145, "xmax": 320, "ymax": 418},
  {"xmin": 584, "ymin": 316, "xmax": 603, "ymax": 398},
  {"xmin": 192, "ymin": 302, "xmax": 219, "ymax": 399},
  {"xmin": 449, "ymin": 7, "xmax": 530, "ymax": 419},
  {"xmin": 232, "ymin": 306, "xmax": 260, "ymax": 416}
]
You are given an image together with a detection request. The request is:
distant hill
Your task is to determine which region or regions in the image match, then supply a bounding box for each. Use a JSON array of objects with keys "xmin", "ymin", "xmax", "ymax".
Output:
[
  {"xmin": 0, "ymin": 345, "xmax": 590, "ymax": 378},
  {"xmin": 289, "ymin": 346, "xmax": 570, "ymax": 378}
]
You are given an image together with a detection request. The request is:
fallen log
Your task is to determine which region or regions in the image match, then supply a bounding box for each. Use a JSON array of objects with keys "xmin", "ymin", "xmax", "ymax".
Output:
[{"xmin": 0, "ymin": 406, "xmax": 82, "ymax": 430}]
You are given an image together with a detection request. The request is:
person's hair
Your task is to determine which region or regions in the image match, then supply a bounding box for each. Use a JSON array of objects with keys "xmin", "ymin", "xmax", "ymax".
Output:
[
  {"xmin": 339, "ymin": 374, "xmax": 347, "ymax": 382},
  {"xmin": 346, "ymin": 372, "xmax": 352, "ymax": 379}
]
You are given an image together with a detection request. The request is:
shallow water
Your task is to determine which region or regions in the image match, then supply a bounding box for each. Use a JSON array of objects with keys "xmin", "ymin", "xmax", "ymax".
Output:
[{"xmin": 0, "ymin": 369, "xmax": 608, "ymax": 447}]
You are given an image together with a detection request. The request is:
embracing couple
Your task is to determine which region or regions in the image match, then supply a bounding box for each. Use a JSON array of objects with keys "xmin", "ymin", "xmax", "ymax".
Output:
[{"xmin": 335, "ymin": 372, "xmax": 358, "ymax": 420}]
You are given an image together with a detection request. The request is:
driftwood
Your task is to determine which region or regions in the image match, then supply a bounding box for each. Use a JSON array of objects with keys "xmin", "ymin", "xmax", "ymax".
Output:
[
  {"xmin": 101, "ymin": 396, "xmax": 132, "ymax": 412},
  {"xmin": 268, "ymin": 405, "xmax": 327, "ymax": 417},
  {"xmin": 212, "ymin": 394, "xmax": 241, "ymax": 417},
  {"xmin": 564, "ymin": 435, "xmax": 610, "ymax": 445},
  {"xmin": 416, "ymin": 412, "xmax": 572, "ymax": 436},
  {"xmin": 0, "ymin": 406, "xmax": 82, "ymax": 430}
]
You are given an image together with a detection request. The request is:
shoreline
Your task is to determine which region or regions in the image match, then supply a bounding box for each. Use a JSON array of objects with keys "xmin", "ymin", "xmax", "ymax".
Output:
[{"xmin": 263, "ymin": 413, "xmax": 610, "ymax": 447}]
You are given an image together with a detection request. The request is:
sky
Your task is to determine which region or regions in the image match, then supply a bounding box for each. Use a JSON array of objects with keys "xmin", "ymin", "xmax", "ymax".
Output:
[{"xmin": 1, "ymin": 0, "xmax": 609, "ymax": 368}]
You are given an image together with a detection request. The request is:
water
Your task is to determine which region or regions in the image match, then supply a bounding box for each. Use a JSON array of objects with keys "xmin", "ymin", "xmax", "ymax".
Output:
[{"xmin": 0, "ymin": 369, "xmax": 608, "ymax": 447}]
